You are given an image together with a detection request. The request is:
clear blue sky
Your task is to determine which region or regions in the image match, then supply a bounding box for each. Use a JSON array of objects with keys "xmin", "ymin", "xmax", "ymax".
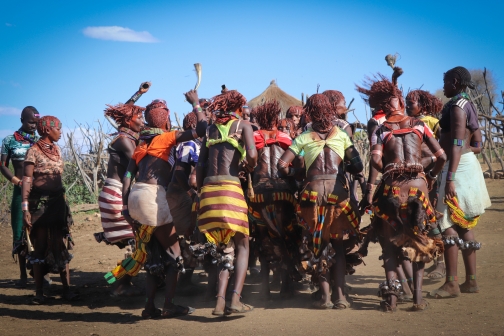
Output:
[{"xmin": 1, "ymin": 0, "xmax": 503, "ymax": 140}]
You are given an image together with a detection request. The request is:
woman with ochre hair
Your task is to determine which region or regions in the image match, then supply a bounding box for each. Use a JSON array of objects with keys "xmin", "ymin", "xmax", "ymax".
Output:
[{"xmin": 22, "ymin": 116, "xmax": 78, "ymax": 304}]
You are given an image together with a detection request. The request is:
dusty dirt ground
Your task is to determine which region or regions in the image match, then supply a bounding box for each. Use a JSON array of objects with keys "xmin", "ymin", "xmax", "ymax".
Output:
[{"xmin": 0, "ymin": 180, "xmax": 503, "ymax": 336}]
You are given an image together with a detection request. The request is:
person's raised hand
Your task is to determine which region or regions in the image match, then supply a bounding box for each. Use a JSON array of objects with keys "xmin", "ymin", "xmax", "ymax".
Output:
[{"xmin": 184, "ymin": 90, "xmax": 199, "ymax": 106}]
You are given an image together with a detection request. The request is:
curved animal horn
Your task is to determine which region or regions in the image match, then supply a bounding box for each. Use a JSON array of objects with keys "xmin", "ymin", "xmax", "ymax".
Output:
[{"xmin": 194, "ymin": 63, "xmax": 202, "ymax": 91}]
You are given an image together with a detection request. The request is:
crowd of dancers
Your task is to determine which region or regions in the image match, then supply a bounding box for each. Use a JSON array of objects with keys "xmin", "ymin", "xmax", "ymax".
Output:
[{"xmin": 1, "ymin": 65, "xmax": 491, "ymax": 318}]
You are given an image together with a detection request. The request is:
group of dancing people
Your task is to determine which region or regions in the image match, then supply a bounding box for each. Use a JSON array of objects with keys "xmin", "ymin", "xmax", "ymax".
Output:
[{"xmin": 1, "ymin": 65, "xmax": 491, "ymax": 318}]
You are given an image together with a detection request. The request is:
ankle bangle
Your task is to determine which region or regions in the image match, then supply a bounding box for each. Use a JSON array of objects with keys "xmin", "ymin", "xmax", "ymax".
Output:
[
  {"xmin": 446, "ymin": 275, "xmax": 458, "ymax": 282},
  {"xmin": 232, "ymin": 290, "xmax": 242, "ymax": 298},
  {"xmin": 467, "ymin": 275, "xmax": 476, "ymax": 280}
]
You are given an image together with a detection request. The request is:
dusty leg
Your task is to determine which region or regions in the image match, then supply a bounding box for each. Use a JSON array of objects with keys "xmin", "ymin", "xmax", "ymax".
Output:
[
  {"xmin": 214, "ymin": 267, "xmax": 230, "ymax": 313},
  {"xmin": 396, "ymin": 262, "xmax": 413, "ymax": 297},
  {"xmin": 230, "ymin": 232, "xmax": 250, "ymax": 308},
  {"xmin": 412, "ymin": 261, "xmax": 425, "ymax": 305},
  {"xmin": 144, "ymin": 272, "xmax": 158, "ymax": 313},
  {"xmin": 204, "ymin": 261, "xmax": 218, "ymax": 301},
  {"xmin": 431, "ymin": 227, "xmax": 460, "ymax": 296},
  {"xmin": 318, "ymin": 271, "xmax": 332, "ymax": 307},
  {"xmin": 382, "ymin": 224, "xmax": 399, "ymax": 310},
  {"xmin": 459, "ymin": 228, "xmax": 478, "ymax": 291},
  {"xmin": 259, "ymin": 255, "xmax": 271, "ymax": 299},
  {"xmin": 330, "ymin": 240, "xmax": 347, "ymax": 305}
]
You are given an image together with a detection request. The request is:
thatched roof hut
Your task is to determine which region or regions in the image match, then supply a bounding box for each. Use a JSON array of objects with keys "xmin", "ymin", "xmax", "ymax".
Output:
[{"xmin": 248, "ymin": 80, "xmax": 302, "ymax": 118}]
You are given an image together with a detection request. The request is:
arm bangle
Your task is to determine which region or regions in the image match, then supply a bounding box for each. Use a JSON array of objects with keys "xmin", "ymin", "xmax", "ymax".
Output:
[
  {"xmin": 434, "ymin": 148, "xmax": 445, "ymax": 158},
  {"xmin": 21, "ymin": 201, "xmax": 29, "ymax": 211},
  {"xmin": 192, "ymin": 104, "xmax": 203, "ymax": 113},
  {"xmin": 124, "ymin": 171, "xmax": 132, "ymax": 179},
  {"xmin": 129, "ymin": 91, "xmax": 142, "ymax": 103},
  {"xmin": 11, "ymin": 176, "xmax": 21, "ymax": 186},
  {"xmin": 22, "ymin": 176, "xmax": 32, "ymax": 183},
  {"xmin": 446, "ymin": 171, "xmax": 456, "ymax": 181},
  {"xmin": 428, "ymin": 170, "xmax": 438, "ymax": 180},
  {"xmin": 453, "ymin": 139, "xmax": 465, "ymax": 146},
  {"xmin": 471, "ymin": 141, "xmax": 482, "ymax": 148},
  {"xmin": 431, "ymin": 156, "xmax": 437, "ymax": 163},
  {"xmin": 278, "ymin": 158, "xmax": 289, "ymax": 168},
  {"xmin": 371, "ymin": 150, "xmax": 382, "ymax": 157}
]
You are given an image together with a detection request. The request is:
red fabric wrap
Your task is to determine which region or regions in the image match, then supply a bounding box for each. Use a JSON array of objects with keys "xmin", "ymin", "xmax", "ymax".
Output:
[{"xmin": 254, "ymin": 130, "xmax": 292, "ymax": 150}]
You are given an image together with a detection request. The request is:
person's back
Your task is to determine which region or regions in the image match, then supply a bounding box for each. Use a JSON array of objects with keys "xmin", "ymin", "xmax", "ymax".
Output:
[{"xmin": 195, "ymin": 89, "xmax": 257, "ymax": 316}]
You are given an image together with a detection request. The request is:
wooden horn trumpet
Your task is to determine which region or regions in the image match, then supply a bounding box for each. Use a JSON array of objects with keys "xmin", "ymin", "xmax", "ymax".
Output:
[{"xmin": 194, "ymin": 63, "xmax": 202, "ymax": 91}]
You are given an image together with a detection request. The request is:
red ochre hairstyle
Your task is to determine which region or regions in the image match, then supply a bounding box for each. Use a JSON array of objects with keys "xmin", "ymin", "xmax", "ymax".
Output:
[
  {"xmin": 356, "ymin": 74, "xmax": 404, "ymax": 113},
  {"xmin": 145, "ymin": 99, "xmax": 170, "ymax": 128},
  {"xmin": 207, "ymin": 90, "xmax": 247, "ymax": 114},
  {"xmin": 183, "ymin": 112, "xmax": 197, "ymax": 131},
  {"xmin": 37, "ymin": 116, "xmax": 62, "ymax": 136},
  {"xmin": 303, "ymin": 94, "xmax": 335, "ymax": 132},
  {"xmin": 286, "ymin": 105, "xmax": 303, "ymax": 119},
  {"xmin": 406, "ymin": 90, "xmax": 443, "ymax": 116},
  {"xmin": 255, "ymin": 101, "xmax": 281, "ymax": 130},
  {"xmin": 322, "ymin": 90, "xmax": 345, "ymax": 109},
  {"xmin": 104, "ymin": 104, "xmax": 145, "ymax": 128}
]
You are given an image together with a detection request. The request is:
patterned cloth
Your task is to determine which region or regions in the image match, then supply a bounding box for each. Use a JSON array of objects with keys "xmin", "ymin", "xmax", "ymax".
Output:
[
  {"xmin": 27, "ymin": 188, "xmax": 74, "ymax": 274},
  {"xmin": 419, "ymin": 115, "xmax": 440, "ymax": 138},
  {"xmin": 197, "ymin": 176, "xmax": 249, "ymax": 245},
  {"xmin": 437, "ymin": 152, "xmax": 491, "ymax": 232},
  {"xmin": 25, "ymin": 144, "xmax": 64, "ymax": 174},
  {"xmin": 132, "ymin": 131, "xmax": 178, "ymax": 164},
  {"xmin": 289, "ymin": 125, "xmax": 353, "ymax": 171},
  {"xmin": 105, "ymin": 224, "xmax": 156, "ymax": 284},
  {"xmin": 1, "ymin": 132, "xmax": 38, "ymax": 161},
  {"xmin": 98, "ymin": 178, "xmax": 135, "ymax": 244},
  {"xmin": 176, "ymin": 139, "xmax": 201, "ymax": 164}
]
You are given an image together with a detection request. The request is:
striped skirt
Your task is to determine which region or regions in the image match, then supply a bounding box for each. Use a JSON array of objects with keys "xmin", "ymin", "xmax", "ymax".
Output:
[
  {"xmin": 99, "ymin": 178, "xmax": 134, "ymax": 244},
  {"xmin": 198, "ymin": 176, "xmax": 249, "ymax": 245}
]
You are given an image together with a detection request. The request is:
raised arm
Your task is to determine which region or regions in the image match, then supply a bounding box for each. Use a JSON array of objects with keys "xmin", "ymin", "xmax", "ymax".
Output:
[
  {"xmin": 125, "ymin": 82, "xmax": 151, "ymax": 105},
  {"xmin": 176, "ymin": 90, "xmax": 208, "ymax": 144}
]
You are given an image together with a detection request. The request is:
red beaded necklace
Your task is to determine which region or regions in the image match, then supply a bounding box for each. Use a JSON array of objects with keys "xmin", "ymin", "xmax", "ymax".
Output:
[{"xmin": 36, "ymin": 139, "xmax": 60, "ymax": 162}]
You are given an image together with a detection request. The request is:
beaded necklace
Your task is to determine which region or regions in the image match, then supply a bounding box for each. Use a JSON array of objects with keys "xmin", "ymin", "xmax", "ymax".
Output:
[
  {"xmin": 139, "ymin": 128, "xmax": 166, "ymax": 141},
  {"xmin": 14, "ymin": 128, "xmax": 37, "ymax": 146},
  {"xmin": 117, "ymin": 127, "xmax": 140, "ymax": 143},
  {"xmin": 36, "ymin": 139, "xmax": 60, "ymax": 162},
  {"xmin": 450, "ymin": 92, "xmax": 469, "ymax": 102}
]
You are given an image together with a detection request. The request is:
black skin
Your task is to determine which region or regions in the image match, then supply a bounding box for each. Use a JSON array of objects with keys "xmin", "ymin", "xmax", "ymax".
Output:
[
  {"xmin": 277, "ymin": 125, "xmax": 363, "ymax": 307},
  {"xmin": 0, "ymin": 109, "xmax": 38, "ymax": 285},
  {"xmin": 366, "ymin": 97, "xmax": 447, "ymax": 310},
  {"xmin": 106, "ymin": 82, "xmax": 149, "ymax": 297},
  {"xmin": 432, "ymin": 74, "xmax": 478, "ymax": 298},
  {"xmin": 253, "ymin": 126, "xmax": 298, "ymax": 299},
  {"xmin": 196, "ymin": 111, "xmax": 258, "ymax": 314},
  {"xmin": 22, "ymin": 125, "xmax": 75, "ymax": 302},
  {"xmin": 122, "ymin": 89, "xmax": 207, "ymax": 315}
]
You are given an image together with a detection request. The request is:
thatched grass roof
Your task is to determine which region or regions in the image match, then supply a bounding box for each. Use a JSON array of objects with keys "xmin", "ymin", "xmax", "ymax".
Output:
[{"xmin": 248, "ymin": 80, "xmax": 302, "ymax": 118}]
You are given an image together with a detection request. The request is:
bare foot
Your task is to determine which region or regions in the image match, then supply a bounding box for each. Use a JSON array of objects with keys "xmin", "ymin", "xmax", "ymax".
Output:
[
  {"xmin": 429, "ymin": 281, "xmax": 460, "ymax": 298},
  {"xmin": 459, "ymin": 279, "xmax": 479, "ymax": 293},
  {"xmin": 427, "ymin": 262, "xmax": 445, "ymax": 280}
]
